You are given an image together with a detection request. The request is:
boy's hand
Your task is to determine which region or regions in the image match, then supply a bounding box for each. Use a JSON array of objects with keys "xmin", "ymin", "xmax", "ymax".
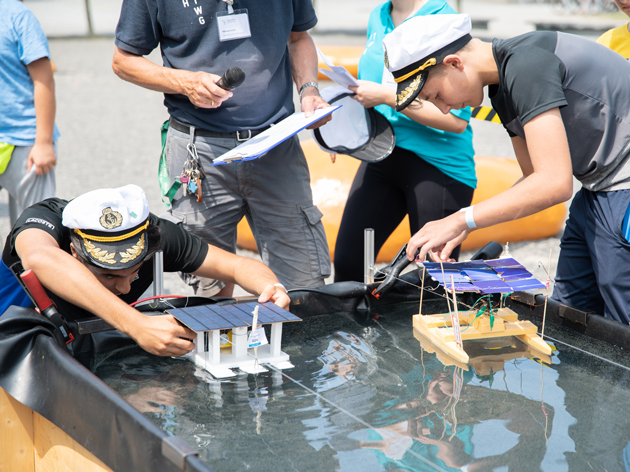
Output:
[{"xmin": 27, "ymin": 143, "xmax": 56, "ymax": 175}]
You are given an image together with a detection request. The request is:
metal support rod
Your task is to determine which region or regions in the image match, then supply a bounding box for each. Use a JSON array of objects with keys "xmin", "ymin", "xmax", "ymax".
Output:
[
  {"xmin": 364, "ymin": 228, "xmax": 375, "ymax": 284},
  {"xmin": 153, "ymin": 250, "xmax": 164, "ymax": 297}
]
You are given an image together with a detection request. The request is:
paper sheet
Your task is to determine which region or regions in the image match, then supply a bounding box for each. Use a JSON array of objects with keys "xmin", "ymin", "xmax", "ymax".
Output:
[
  {"xmin": 212, "ymin": 105, "xmax": 341, "ymax": 165},
  {"xmin": 317, "ymin": 48, "xmax": 360, "ymax": 89}
]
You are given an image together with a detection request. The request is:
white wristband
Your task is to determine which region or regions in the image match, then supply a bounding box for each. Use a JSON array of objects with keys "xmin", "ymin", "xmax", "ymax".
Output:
[
  {"xmin": 460, "ymin": 206, "xmax": 477, "ymax": 229},
  {"xmin": 273, "ymin": 283, "xmax": 287, "ymax": 292}
]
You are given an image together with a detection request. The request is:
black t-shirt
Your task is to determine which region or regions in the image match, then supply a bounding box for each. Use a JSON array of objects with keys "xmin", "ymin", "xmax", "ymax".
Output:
[{"xmin": 2, "ymin": 198, "xmax": 209, "ymax": 321}]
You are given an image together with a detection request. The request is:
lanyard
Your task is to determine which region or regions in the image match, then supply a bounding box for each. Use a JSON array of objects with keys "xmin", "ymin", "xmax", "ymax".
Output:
[{"xmin": 222, "ymin": 0, "xmax": 234, "ymax": 14}]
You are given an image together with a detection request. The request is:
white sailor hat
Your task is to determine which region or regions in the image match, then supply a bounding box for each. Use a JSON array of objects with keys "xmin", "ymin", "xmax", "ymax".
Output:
[
  {"xmin": 62, "ymin": 185, "xmax": 151, "ymax": 269},
  {"xmin": 382, "ymin": 14, "xmax": 472, "ymax": 112},
  {"xmin": 312, "ymin": 86, "xmax": 395, "ymax": 162}
]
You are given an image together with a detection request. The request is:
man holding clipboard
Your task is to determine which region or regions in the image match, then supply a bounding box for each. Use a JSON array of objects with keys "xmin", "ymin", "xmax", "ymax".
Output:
[{"xmin": 112, "ymin": 0, "xmax": 332, "ymax": 296}]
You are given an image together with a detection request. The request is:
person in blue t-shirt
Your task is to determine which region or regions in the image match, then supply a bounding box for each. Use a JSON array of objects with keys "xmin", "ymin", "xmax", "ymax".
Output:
[
  {"xmin": 0, "ymin": 0, "xmax": 59, "ymax": 228},
  {"xmin": 333, "ymin": 0, "xmax": 476, "ymax": 283}
]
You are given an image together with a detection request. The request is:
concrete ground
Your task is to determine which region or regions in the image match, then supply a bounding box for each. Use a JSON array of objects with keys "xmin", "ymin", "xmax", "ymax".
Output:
[{"xmin": 1, "ymin": 0, "xmax": 626, "ymax": 296}]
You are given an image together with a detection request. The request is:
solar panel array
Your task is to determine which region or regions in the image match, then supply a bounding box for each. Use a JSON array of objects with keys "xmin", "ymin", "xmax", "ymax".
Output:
[
  {"xmin": 423, "ymin": 258, "xmax": 545, "ymax": 294},
  {"xmin": 166, "ymin": 301, "xmax": 301, "ymax": 333}
]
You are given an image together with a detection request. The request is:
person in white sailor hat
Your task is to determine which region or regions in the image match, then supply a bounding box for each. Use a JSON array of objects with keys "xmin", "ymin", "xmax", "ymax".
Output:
[
  {"xmin": 383, "ymin": 13, "xmax": 473, "ymax": 112},
  {"xmin": 383, "ymin": 13, "xmax": 630, "ymax": 326},
  {"xmin": 328, "ymin": 1, "xmax": 476, "ymax": 285},
  {"xmin": 1, "ymin": 184, "xmax": 290, "ymax": 357}
]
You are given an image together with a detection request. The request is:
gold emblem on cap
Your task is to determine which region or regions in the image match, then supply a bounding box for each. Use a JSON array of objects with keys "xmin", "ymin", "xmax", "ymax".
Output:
[
  {"xmin": 396, "ymin": 74, "xmax": 423, "ymax": 107},
  {"xmin": 384, "ymin": 50, "xmax": 389, "ymax": 69},
  {"xmin": 83, "ymin": 240, "xmax": 117, "ymax": 265},
  {"xmin": 120, "ymin": 234, "xmax": 146, "ymax": 264},
  {"xmin": 99, "ymin": 207, "xmax": 123, "ymax": 230}
]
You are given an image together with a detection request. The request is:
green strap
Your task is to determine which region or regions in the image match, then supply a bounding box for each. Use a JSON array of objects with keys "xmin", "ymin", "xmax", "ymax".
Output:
[{"xmin": 158, "ymin": 120, "xmax": 182, "ymax": 207}]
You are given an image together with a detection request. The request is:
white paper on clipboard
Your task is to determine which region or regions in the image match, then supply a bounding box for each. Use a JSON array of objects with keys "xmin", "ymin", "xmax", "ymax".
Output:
[
  {"xmin": 211, "ymin": 105, "xmax": 341, "ymax": 165},
  {"xmin": 317, "ymin": 48, "xmax": 360, "ymax": 90}
]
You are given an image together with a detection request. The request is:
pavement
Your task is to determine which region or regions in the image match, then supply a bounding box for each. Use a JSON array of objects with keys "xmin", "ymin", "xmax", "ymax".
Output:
[
  {"xmin": 1, "ymin": 0, "xmax": 625, "ymax": 295},
  {"xmin": 23, "ymin": 0, "xmax": 627, "ymax": 40}
]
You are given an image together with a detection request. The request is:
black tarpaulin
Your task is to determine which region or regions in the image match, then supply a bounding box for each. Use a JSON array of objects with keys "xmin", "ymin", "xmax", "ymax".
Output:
[{"xmin": 0, "ymin": 306, "xmax": 211, "ymax": 472}]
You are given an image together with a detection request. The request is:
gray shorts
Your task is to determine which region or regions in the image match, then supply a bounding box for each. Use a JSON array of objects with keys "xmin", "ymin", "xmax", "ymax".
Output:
[
  {"xmin": 0, "ymin": 144, "xmax": 56, "ymax": 225},
  {"xmin": 165, "ymin": 125, "xmax": 331, "ymax": 291}
]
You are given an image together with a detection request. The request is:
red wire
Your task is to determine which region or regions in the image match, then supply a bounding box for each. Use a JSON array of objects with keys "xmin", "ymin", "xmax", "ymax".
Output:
[{"xmin": 130, "ymin": 294, "xmax": 187, "ymax": 307}]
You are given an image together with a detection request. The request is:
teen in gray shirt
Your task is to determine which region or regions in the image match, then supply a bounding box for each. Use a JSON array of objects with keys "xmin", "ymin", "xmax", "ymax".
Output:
[{"xmin": 386, "ymin": 14, "xmax": 630, "ymax": 324}]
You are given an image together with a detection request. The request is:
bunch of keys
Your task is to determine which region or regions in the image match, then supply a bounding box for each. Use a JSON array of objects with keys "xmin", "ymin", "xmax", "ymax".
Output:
[
  {"xmin": 180, "ymin": 143, "xmax": 206, "ymax": 203},
  {"xmin": 180, "ymin": 168, "xmax": 203, "ymax": 202}
]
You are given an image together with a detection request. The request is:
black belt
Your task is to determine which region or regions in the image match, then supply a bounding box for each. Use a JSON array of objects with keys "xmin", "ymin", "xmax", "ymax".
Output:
[{"xmin": 169, "ymin": 118, "xmax": 267, "ymax": 142}]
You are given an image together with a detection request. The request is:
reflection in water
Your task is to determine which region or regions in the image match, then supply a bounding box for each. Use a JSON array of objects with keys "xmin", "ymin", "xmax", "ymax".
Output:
[
  {"xmin": 353, "ymin": 366, "xmax": 552, "ymax": 471},
  {"xmin": 96, "ymin": 306, "xmax": 630, "ymax": 472}
]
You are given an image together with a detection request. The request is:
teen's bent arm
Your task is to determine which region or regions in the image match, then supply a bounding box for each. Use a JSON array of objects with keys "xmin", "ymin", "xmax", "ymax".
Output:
[
  {"xmin": 406, "ymin": 108, "xmax": 573, "ymax": 262},
  {"xmin": 15, "ymin": 228, "xmax": 196, "ymax": 357}
]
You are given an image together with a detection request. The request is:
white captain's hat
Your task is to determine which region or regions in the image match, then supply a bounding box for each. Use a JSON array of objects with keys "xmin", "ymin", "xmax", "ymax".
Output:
[
  {"xmin": 382, "ymin": 14, "xmax": 472, "ymax": 111},
  {"xmin": 62, "ymin": 185, "xmax": 152, "ymax": 269}
]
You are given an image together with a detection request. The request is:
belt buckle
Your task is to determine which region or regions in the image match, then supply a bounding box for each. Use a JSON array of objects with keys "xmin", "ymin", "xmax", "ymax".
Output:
[{"xmin": 236, "ymin": 130, "xmax": 252, "ymax": 142}]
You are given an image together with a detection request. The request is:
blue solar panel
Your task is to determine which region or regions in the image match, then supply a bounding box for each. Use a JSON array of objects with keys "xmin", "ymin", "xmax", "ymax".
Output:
[
  {"xmin": 167, "ymin": 302, "xmax": 301, "ymax": 333},
  {"xmin": 507, "ymin": 278, "xmax": 546, "ymax": 291},
  {"xmin": 205, "ymin": 305, "xmax": 249, "ymax": 328},
  {"xmin": 428, "ymin": 270, "xmax": 469, "ymax": 283},
  {"xmin": 454, "ymin": 260, "xmax": 488, "ymax": 269},
  {"xmin": 241, "ymin": 302, "xmax": 287, "ymax": 323},
  {"xmin": 486, "ymin": 258, "xmax": 522, "ymax": 269},
  {"xmin": 462, "ymin": 268, "xmax": 499, "ymax": 281},
  {"xmin": 499, "ymin": 268, "xmax": 533, "ymax": 281},
  {"xmin": 475, "ymin": 279, "xmax": 513, "ymax": 293},
  {"xmin": 231, "ymin": 303, "xmax": 276, "ymax": 324},
  {"xmin": 420, "ymin": 257, "xmax": 545, "ymax": 294},
  {"xmin": 171, "ymin": 308, "xmax": 207, "ymax": 332},
  {"xmin": 168, "ymin": 306, "xmax": 227, "ymax": 331},
  {"xmin": 423, "ymin": 262, "xmax": 459, "ymax": 271},
  {"xmin": 450, "ymin": 282, "xmax": 480, "ymax": 292},
  {"xmin": 221, "ymin": 304, "xmax": 256, "ymax": 325},
  {"xmin": 262, "ymin": 302, "xmax": 302, "ymax": 322}
]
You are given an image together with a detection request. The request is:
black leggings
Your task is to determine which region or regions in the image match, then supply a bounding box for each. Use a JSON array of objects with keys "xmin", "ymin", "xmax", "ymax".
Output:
[{"xmin": 334, "ymin": 146, "xmax": 475, "ymax": 282}]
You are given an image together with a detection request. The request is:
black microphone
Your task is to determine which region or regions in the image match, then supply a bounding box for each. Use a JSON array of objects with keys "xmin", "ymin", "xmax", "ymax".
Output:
[{"xmin": 216, "ymin": 67, "xmax": 246, "ymax": 90}]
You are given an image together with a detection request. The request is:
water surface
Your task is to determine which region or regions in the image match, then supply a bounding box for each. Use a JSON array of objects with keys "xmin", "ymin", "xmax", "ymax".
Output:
[{"xmin": 96, "ymin": 301, "xmax": 630, "ymax": 472}]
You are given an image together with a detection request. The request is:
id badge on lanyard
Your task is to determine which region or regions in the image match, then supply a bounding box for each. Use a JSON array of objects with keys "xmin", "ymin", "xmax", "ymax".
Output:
[{"xmin": 217, "ymin": 0, "xmax": 251, "ymax": 42}]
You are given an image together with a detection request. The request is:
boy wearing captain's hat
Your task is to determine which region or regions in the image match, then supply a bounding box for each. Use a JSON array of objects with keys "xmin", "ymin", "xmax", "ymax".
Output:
[
  {"xmin": 1, "ymin": 185, "xmax": 290, "ymax": 357},
  {"xmin": 384, "ymin": 14, "xmax": 630, "ymax": 326}
]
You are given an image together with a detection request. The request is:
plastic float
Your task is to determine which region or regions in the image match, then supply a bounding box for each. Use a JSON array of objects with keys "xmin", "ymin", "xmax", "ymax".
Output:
[
  {"xmin": 412, "ymin": 258, "xmax": 553, "ymax": 365},
  {"xmin": 166, "ymin": 302, "xmax": 300, "ymax": 378},
  {"xmin": 236, "ymin": 139, "xmax": 567, "ymax": 261},
  {"xmin": 413, "ymin": 328, "xmax": 552, "ymax": 374}
]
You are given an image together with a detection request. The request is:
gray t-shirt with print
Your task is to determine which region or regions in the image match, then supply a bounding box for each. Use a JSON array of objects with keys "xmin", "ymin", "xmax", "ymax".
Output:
[
  {"xmin": 115, "ymin": 0, "xmax": 317, "ymax": 133},
  {"xmin": 490, "ymin": 31, "xmax": 630, "ymax": 192}
]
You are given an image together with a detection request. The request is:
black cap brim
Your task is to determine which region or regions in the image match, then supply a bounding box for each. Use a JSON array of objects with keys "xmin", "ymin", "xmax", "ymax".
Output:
[
  {"xmin": 394, "ymin": 69, "xmax": 429, "ymax": 112},
  {"xmin": 78, "ymin": 224, "xmax": 149, "ymax": 270},
  {"xmin": 392, "ymin": 33, "xmax": 472, "ymax": 112}
]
